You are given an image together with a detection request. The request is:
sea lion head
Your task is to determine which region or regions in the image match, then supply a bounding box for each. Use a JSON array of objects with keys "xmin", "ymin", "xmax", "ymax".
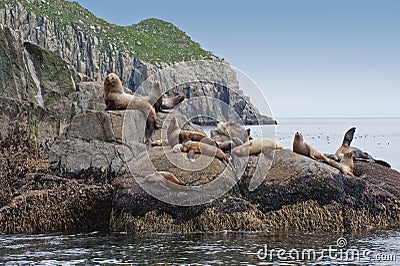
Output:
[
  {"xmin": 295, "ymin": 132, "xmax": 303, "ymax": 141},
  {"xmin": 104, "ymin": 73, "xmax": 123, "ymax": 93},
  {"xmin": 343, "ymin": 151, "xmax": 353, "ymax": 160}
]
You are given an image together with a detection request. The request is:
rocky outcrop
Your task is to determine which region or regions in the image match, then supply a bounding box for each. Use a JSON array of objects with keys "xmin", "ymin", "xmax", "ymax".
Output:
[
  {"xmin": 1, "ymin": 104, "xmax": 399, "ymax": 234},
  {"xmin": 110, "ymin": 149, "xmax": 400, "ymax": 234},
  {"xmin": 0, "ymin": 25, "xmax": 77, "ymax": 144},
  {"xmin": 0, "ymin": 175, "xmax": 112, "ymax": 234},
  {"xmin": 0, "ymin": 137, "xmax": 113, "ymax": 234}
]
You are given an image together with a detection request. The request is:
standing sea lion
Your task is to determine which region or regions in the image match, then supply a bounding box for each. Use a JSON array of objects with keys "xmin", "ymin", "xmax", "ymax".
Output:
[
  {"xmin": 103, "ymin": 73, "xmax": 160, "ymax": 143},
  {"xmin": 335, "ymin": 127, "xmax": 391, "ymax": 167},
  {"xmin": 232, "ymin": 138, "xmax": 284, "ymax": 157},
  {"xmin": 173, "ymin": 141, "xmax": 228, "ymax": 162},
  {"xmin": 293, "ymin": 132, "xmax": 329, "ymax": 161}
]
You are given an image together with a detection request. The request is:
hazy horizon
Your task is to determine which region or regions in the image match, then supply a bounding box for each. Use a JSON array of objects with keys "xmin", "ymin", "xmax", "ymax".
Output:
[{"xmin": 70, "ymin": 0, "xmax": 400, "ymax": 118}]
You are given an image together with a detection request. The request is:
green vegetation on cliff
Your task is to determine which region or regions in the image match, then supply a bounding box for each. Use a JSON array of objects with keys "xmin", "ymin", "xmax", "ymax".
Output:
[{"xmin": 0, "ymin": 0, "xmax": 217, "ymax": 64}]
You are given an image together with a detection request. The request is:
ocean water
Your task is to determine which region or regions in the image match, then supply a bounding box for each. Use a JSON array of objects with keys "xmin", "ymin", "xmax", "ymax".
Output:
[
  {"xmin": 251, "ymin": 118, "xmax": 399, "ymax": 170},
  {"xmin": 1, "ymin": 118, "xmax": 399, "ymax": 265},
  {"xmin": 0, "ymin": 230, "xmax": 399, "ymax": 265}
]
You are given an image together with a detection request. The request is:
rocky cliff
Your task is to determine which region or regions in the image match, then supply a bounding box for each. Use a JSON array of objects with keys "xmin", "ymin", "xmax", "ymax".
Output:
[{"xmin": 0, "ymin": 0, "xmax": 275, "ymax": 125}]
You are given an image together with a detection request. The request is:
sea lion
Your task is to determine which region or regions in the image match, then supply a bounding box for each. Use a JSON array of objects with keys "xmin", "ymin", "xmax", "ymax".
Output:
[
  {"xmin": 217, "ymin": 138, "xmax": 245, "ymax": 152},
  {"xmin": 339, "ymin": 151, "xmax": 355, "ymax": 177},
  {"xmin": 141, "ymin": 83, "xmax": 185, "ymax": 113},
  {"xmin": 293, "ymin": 132, "xmax": 329, "ymax": 161},
  {"xmin": 151, "ymin": 139, "xmax": 169, "ymax": 147},
  {"xmin": 232, "ymin": 138, "xmax": 284, "ymax": 157},
  {"xmin": 103, "ymin": 73, "xmax": 159, "ymax": 143},
  {"xmin": 213, "ymin": 122, "xmax": 249, "ymax": 142},
  {"xmin": 167, "ymin": 117, "xmax": 216, "ymax": 148},
  {"xmin": 142, "ymin": 82, "xmax": 163, "ymax": 112},
  {"xmin": 160, "ymin": 93, "xmax": 185, "ymax": 111},
  {"xmin": 335, "ymin": 127, "xmax": 391, "ymax": 167},
  {"xmin": 173, "ymin": 141, "xmax": 228, "ymax": 162},
  {"xmin": 210, "ymin": 121, "xmax": 251, "ymax": 152},
  {"xmin": 145, "ymin": 171, "xmax": 186, "ymax": 186},
  {"xmin": 325, "ymin": 152, "xmax": 355, "ymax": 177}
]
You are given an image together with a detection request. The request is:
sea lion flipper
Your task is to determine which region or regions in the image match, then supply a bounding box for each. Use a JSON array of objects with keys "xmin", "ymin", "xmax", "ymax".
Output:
[
  {"xmin": 342, "ymin": 127, "xmax": 356, "ymax": 146},
  {"xmin": 374, "ymin": 160, "xmax": 391, "ymax": 168}
]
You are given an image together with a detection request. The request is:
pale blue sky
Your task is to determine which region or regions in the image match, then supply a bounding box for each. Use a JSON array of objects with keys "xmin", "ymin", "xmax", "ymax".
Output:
[{"xmin": 71, "ymin": 0, "xmax": 400, "ymax": 118}]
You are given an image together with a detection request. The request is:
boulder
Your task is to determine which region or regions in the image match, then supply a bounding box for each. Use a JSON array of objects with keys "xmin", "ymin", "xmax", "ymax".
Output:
[
  {"xmin": 240, "ymin": 149, "xmax": 345, "ymax": 213},
  {"xmin": 111, "ymin": 149, "xmax": 400, "ymax": 234}
]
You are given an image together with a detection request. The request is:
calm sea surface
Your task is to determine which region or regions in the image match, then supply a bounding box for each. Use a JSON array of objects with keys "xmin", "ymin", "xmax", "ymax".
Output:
[
  {"xmin": 251, "ymin": 118, "xmax": 400, "ymax": 170},
  {"xmin": 1, "ymin": 118, "xmax": 399, "ymax": 265}
]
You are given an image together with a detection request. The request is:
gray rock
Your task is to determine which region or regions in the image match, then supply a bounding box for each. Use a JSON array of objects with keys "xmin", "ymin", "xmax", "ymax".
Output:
[{"xmin": 0, "ymin": 4, "xmax": 275, "ymax": 125}]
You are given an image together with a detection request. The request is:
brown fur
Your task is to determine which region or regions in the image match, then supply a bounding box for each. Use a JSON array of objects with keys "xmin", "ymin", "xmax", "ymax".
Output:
[
  {"xmin": 232, "ymin": 138, "xmax": 284, "ymax": 157},
  {"xmin": 211, "ymin": 121, "xmax": 251, "ymax": 151},
  {"xmin": 293, "ymin": 132, "xmax": 355, "ymax": 176},
  {"xmin": 167, "ymin": 117, "xmax": 216, "ymax": 148},
  {"xmin": 142, "ymin": 82, "xmax": 163, "ymax": 111},
  {"xmin": 161, "ymin": 93, "xmax": 185, "ymax": 110},
  {"xmin": 293, "ymin": 132, "xmax": 328, "ymax": 161},
  {"xmin": 143, "ymin": 83, "xmax": 185, "ymax": 112},
  {"xmin": 173, "ymin": 141, "xmax": 227, "ymax": 162},
  {"xmin": 340, "ymin": 152, "xmax": 355, "ymax": 177},
  {"xmin": 103, "ymin": 73, "xmax": 159, "ymax": 143},
  {"xmin": 326, "ymin": 152, "xmax": 355, "ymax": 177},
  {"xmin": 145, "ymin": 171, "xmax": 186, "ymax": 187}
]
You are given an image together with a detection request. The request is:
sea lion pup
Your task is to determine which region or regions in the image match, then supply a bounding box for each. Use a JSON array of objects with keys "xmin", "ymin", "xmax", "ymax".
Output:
[
  {"xmin": 173, "ymin": 141, "xmax": 228, "ymax": 162},
  {"xmin": 293, "ymin": 132, "xmax": 329, "ymax": 161},
  {"xmin": 335, "ymin": 127, "xmax": 391, "ymax": 167},
  {"xmin": 103, "ymin": 73, "xmax": 160, "ymax": 143},
  {"xmin": 232, "ymin": 138, "xmax": 285, "ymax": 157},
  {"xmin": 167, "ymin": 117, "xmax": 216, "ymax": 148}
]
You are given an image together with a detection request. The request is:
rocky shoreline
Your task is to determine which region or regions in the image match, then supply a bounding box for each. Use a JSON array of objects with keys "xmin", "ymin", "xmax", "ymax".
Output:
[{"xmin": 1, "ymin": 112, "xmax": 399, "ymax": 235}]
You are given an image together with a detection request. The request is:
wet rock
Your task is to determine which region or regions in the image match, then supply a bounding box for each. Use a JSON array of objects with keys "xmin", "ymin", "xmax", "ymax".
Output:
[{"xmin": 0, "ymin": 175, "xmax": 112, "ymax": 234}]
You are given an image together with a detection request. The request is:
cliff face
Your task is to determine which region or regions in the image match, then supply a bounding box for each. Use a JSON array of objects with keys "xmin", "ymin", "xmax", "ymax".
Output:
[
  {"xmin": 0, "ymin": 0, "xmax": 274, "ymax": 125},
  {"xmin": 0, "ymin": 25, "xmax": 77, "ymax": 143}
]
